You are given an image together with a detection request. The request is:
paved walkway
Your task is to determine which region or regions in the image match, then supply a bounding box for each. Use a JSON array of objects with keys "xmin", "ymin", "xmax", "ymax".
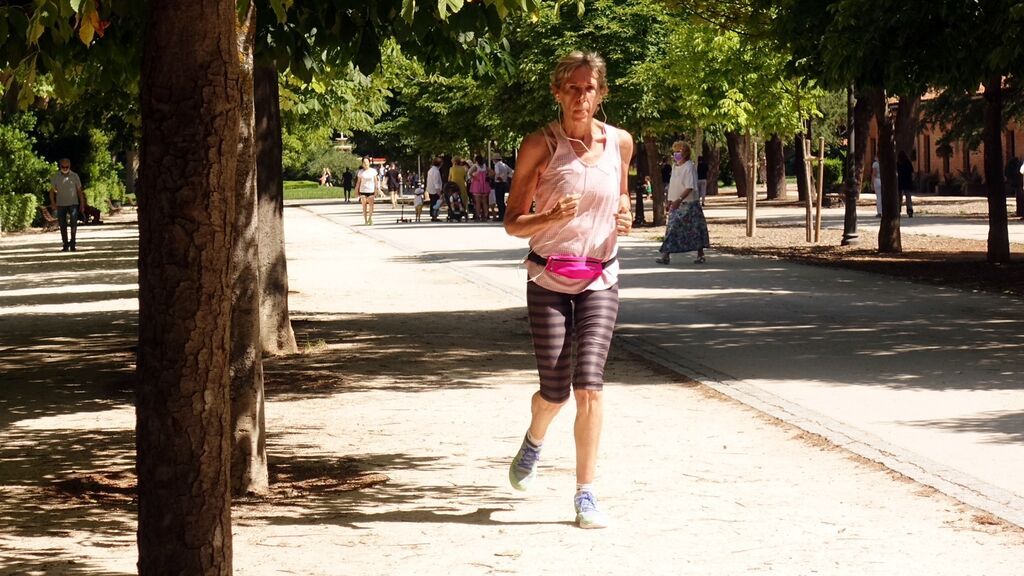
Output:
[
  {"xmin": 1, "ymin": 203, "xmax": 1022, "ymax": 575},
  {"xmin": 311, "ymin": 198, "xmax": 1024, "ymax": 529}
]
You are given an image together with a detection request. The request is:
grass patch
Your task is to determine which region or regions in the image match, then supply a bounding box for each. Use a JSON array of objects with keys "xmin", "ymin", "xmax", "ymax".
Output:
[{"xmin": 284, "ymin": 181, "xmax": 350, "ymax": 201}]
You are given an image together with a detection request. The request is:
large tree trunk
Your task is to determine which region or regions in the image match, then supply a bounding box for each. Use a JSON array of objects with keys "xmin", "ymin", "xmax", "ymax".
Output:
[
  {"xmin": 703, "ymin": 140, "xmax": 720, "ymax": 197},
  {"xmin": 853, "ymin": 89, "xmax": 873, "ymax": 195},
  {"xmin": 136, "ymin": 1, "xmax": 239, "ymax": 573},
  {"xmin": 870, "ymin": 87, "xmax": 902, "ymax": 253},
  {"xmin": 895, "ymin": 95, "xmax": 921, "ymax": 157},
  {"xmin": 765, "ymin": 134, "xmax": 786, "ymax": 200},
  {"xmin": 726, "ymin": 132, "xmax": 750, "ymax": 198},
  {"xmin": 982, "ymin": 75, "xmax": 1011, "ymax": 263},
  {"xmin": 794, "ymin": 132, "xmax": 809, "ymax": 203},
  {"xmin": 254, "ymin": 64, "xmax": 298, "ymax": 355},
  {"xmin": 230, "ymin": 1, "xmax": 269, "ymax": 497},
  {"xmin": 644, "ymin": 135, "xmax": 666, "ymax": 226}
]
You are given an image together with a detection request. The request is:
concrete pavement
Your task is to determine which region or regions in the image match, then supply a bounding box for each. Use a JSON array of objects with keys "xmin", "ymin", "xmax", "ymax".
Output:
[{"xmin": 308, "ymin": 198, "xmax": 1024, "ymax": 529}]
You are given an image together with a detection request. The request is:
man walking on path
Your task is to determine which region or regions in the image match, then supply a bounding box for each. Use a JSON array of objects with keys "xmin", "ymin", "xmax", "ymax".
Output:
[
  {"xmin": 49, "ymin": 158, "xmax": 86, "ymax": 252},
  {"xmin": 493, "ymin": 155, "xmax": 513, "ymax": 222},
  {"xmin": 342, "ymin": 167, "xmax": 354, "ymax": 203}
]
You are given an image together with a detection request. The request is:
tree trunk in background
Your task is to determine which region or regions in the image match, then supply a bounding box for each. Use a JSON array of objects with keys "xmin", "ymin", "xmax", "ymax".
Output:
[
  {"xmin": 765, "ymin": 134, "xmax": 786, "ymax": 200},
  {"xmin": 895, "ymin": 94, "xmax": 921, "ymax": 158},
  {"xmin": 645, "ymin": 135, "xmax": 666, "ymax": 226},
  {"xmin": 726, "ymin": 132, "xmax": 749, "ymax": 198},
  {"xmin": 982, "ymin": 75, "xmax": 1010, "ymax": 263},
  {"xmin": 871, "ymin": 87, "xmax": 902, "ymax": 253},
  {"xmin": 703, "ymin": 141, "xmax": 720, "ymax": 197},
  {"xmin": 123, "ymin": 149, "xmax": 139, "ymax": 194},
  {"xmin": 794, "ymin": 132, "xmax": 809, "ymax": 202},
  {"xmin": 853, "ymin": 90, "xmax": 873, "ymax": 195},
  {"xmin": 230, "ymin": 2, "xmax": 268, "ymax": 498},
  {"xmin": 254, "ymin": 64, "xmax": 298, "ymax": 355},
  {"xmin": 136, "ymin": 0, "xmax": 238, "ymax": 573},
  {"xmin": 634, "ymin": 141, "xmax": 648, "ymax": 225}
]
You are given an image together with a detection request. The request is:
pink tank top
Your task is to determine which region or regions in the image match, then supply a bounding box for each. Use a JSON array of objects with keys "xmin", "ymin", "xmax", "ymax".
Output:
[
  {"xmin": 527, "ymin": 121, "xmax": 622, "ymax": 294},
  {"xmin": 470, "ymin": 166, "xmax": 489, "ymax": 195}
]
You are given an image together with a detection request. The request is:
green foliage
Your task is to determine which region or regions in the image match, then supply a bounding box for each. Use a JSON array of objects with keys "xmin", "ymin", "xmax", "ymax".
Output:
[
  {"xmin": 0, "ymin": 192, "xmax": 38, "ymax": 232},
  {"xmin": 282, "ymin": 181, "xmax": 350, "ymax": 201},
  {"xmin": 82, "ymin": 127, "xmax": 125, "ymax": 209},
  {"xmin": 0, "ymin": 113, "xmax": 51, "ymax": 199},
  {"xmin": 822, "ymin": 157, "xmax": 844, "ymax": 190},
  {"xmin": 282, "ymin": 120, "xmax": 361, "ymax": 180}
]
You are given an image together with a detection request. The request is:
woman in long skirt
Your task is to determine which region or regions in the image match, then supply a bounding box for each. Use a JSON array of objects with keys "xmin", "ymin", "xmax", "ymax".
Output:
[{"xmin": 656, "ymin": 141, "xmax": 709, "ymax": 264}]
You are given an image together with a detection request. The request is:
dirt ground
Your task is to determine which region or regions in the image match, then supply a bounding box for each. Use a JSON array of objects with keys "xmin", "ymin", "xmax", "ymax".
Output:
[
  {"xmin": 632, "ymin": 194, "xmax": 1024, "ymax": 300},
  {"xmin": 2, "ymin": 204, "xmax": 1024, "ymax": 575}
]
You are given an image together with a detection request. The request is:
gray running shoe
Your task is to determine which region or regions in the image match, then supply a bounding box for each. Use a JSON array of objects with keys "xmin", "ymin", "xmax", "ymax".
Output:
[{"xmin": 508, "ymin": 435, "xmax": 541, "ymax": 491}]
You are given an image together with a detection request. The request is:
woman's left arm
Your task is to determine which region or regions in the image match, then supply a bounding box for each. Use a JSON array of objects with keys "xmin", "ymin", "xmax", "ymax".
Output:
[{"xmin": 617, "ymin": 130, "xmax": 635, "ymax": 236}]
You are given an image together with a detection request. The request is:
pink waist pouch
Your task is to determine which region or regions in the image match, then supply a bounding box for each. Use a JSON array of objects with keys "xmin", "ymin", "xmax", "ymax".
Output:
[{"xmin": 529, "ymin": 252, "xmax": 615, "ymax": 282}]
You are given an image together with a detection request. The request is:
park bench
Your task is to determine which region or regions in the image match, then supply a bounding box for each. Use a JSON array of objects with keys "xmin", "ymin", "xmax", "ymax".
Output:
[
  {"xmin": 823, "ymin": 192, "xmax": 844, "ymax": 208},
  {"xmin": 38, "ymin": 206, "xmax": 59, "ymax": 231},
  {"xmin": 106, "ymin": 198, "xmax": 124, "ymax": 215}
]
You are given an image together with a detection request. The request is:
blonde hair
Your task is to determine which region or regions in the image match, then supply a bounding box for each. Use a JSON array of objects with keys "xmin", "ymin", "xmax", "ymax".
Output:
[
  {"xmin": 551, "ymin": 51, "xmax": 608, "ymax": 92},
  {"xmin": 672, "ymin": 141, "xmax": 692, "ymax": 161}
]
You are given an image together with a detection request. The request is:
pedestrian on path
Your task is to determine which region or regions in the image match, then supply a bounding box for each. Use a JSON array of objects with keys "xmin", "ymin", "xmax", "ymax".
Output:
[
  {"xmin": 342, "ymin": 167, "xmax": 354, "ymax": 203},
  {"xmin": 386, "ymin": 162, "xmax": 402, "ymax": 208},
  {"xmin": 49, "ymin": 158, "xmax": 86, "ymax": 252},
  {"xmin": 493, "ymin": 155, "xmax": 512, "ymax": 221},
  {"xmin": 656, "ymin": 141, "xmax": 709, "ymax": 265},
  {"xmin": 897, "ymin": 151, "xmax": 914, "ymax": 218},
  {"xmin": 426, "ymin": 156, "xmax": 444, "ymax": 222},
  {"xmin": 468, "ymin": 154, "xmax": 491, "ymax": 221},
  {"xmin": 872, "ymin": 155, "xmax": 882, "ymax": 217},
  {"xmin": 503, "ymin": 50, "xmax": 634, "ymax": 530},
  {"xmin": 356, "ymin": 157, "xmax": 379, "ymax": 225},
  {"xmin": 448, "ymin": 157, "xmax": 469, "ymax": 217}
]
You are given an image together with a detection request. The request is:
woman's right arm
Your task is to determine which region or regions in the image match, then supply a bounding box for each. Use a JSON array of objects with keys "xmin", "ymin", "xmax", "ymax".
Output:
[{"xmin": 504, "ymin": 130, "xmax": 577, "ymax": 237}]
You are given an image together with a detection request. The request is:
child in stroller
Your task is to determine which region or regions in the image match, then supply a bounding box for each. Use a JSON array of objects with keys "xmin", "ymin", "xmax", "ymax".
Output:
[{"xmin": 445, "ymin": 181, "xmax": 468, "ymax": 222}]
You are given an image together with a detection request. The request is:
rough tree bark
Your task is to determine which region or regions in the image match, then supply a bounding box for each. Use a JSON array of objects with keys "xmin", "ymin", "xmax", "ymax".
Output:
[
  {"xmin": 230, "ymin": 1, "xmax": 269, "ymax": 497},
  {"xmin": 644, "ymin": 135, "xmax": 666, "ymax": 226},
  {"xmin": 726, "ymin": 132, "xmax": 750, "ymax": 198},
  {"xmin": 870, "ymin": 87, "xmax": 902, "ymax": 253},
  {"xmin": 853, "ymin": 89, "xmax": 873, "ymax": 195},
  {"xmin": 703, "ymin": 140, "xmax": 720, "ymax": 197},
  {"xmin": 982, "ymin": 75, "xmax": 1011, "ymax": 263},
  {"xmin": 894, "ymin": 95, "xmax": 921, "ymax": 158},
  {"xmin": 136, "ymin": 0, "xmax": 239, "ymax": 573},
  {"xmin": 254, "ymin": 64, "xmax": 298, "ymax": 355},
  {"xmin": 765, "ymin": 134, "xmax": 787, "ymax": 200},
  {"xmin": 794, "ymin": 132, "xmax": 810, "ymax": 202}
]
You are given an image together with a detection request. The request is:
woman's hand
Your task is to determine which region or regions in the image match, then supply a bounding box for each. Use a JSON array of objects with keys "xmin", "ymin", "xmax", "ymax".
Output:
[
  {"xmin": 547, "ymin": 193, "xmax": 580, "ymax": 223},
  {"xmin": 616, "ymin": 209, "xmax": 632, "ymax": 236}
]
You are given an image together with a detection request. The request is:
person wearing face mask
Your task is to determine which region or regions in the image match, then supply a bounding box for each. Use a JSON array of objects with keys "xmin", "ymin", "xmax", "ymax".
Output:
[
  {"xmin": 49, "ymin": 158, "xmax": 87, "ymax": 252},
  {"xmin": 504, "ymin": 51, "xmax": 634, "ymax": 530},
  {"xmin": 656, "ymin": 141, "xmax": 710, "ymax": 265}
]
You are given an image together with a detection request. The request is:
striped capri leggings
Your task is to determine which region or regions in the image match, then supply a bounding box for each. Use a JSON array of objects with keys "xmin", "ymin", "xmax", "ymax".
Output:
[{"xmin": 526, "ymin": 282, "xmax": 620, "ymax": 404}]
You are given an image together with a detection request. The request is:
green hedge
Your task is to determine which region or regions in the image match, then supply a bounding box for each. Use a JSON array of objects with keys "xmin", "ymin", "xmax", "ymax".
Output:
[
  {"xmin": 821, "ymin": 157, "xmax": 844, "ymax": 190},
  {"xmin": 83, "ymin": 128, "xmax": 126, "ymax": 212},
  {"xmin": 0, "ymin": 193, "xmax": 39, "ymax": 232},
  {"xmin": 0, "ymin": 114, "xmax": 51, "ymax": 197}
]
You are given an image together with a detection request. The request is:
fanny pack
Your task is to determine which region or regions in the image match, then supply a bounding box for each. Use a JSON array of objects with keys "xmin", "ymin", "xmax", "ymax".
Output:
[{"xmin": 528, "ymin": 251, "xmax": 617, "ymax": 281}]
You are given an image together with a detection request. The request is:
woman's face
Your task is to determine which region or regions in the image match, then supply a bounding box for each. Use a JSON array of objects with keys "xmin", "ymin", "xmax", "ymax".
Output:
[
  {"xmin": 553, "ymin": 66, "xmax": 604, "ymax": 123},
  {"xmin": 362, "ymin": 158, "xmax": 370, "ymax": 169}
]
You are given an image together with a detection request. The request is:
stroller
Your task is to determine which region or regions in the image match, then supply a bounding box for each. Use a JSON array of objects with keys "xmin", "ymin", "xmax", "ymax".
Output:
[{"xmin": 444, "ymin": 182, "xmax": 468, "ymax": 222}]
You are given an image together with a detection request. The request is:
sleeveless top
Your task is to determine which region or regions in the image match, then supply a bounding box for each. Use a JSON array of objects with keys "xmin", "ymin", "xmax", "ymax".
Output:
[
  {"xmin": 470, "ymin": 165, "xmax": 489, "ymax": 195},
  {"xmin": 527, "ymin": 121, "xmax": 622, "ymax": 294}
]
